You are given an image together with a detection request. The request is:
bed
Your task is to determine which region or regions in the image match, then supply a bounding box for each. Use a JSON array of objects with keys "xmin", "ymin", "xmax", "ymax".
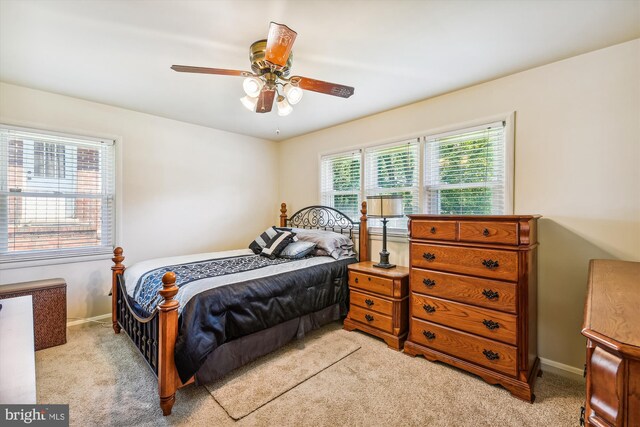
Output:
[{"xmin": 110, "ymin": 203, "xmax": 369, "ymax": 415}]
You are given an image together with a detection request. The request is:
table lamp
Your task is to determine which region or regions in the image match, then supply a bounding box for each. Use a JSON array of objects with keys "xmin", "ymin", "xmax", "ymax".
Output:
[{"xmin": 366, "ymin": 195, "xmax": 404, "ymax": 268}]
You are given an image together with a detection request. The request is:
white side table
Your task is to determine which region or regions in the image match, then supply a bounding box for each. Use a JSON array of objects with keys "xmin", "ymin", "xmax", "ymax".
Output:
[{"xmin": 0, "ymin": 295, "xmax": 37, "ymax": 404}]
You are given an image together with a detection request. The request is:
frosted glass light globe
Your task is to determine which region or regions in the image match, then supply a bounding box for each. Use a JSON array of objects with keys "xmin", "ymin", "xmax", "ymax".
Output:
[
  {"xmin": 284, "ymin": 83, "xmax": 303, "ymax": 105},
  {"xmin": 242, "ymin": 77, "xmax": 263, "ymax": 97}
]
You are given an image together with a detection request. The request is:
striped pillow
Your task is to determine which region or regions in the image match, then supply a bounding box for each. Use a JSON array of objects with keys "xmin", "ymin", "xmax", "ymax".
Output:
[
  {"xmin": 261, "ymin": 231, "xmax": 296, "ymax": 259},
  {"xmin": 249, "ymin": 226, "xmax": 279, "ymax": 254}
]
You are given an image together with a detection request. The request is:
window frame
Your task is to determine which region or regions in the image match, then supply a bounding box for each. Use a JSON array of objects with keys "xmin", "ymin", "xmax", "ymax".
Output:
[
  {"xmin": 319, "ymin": 148, "xmax": 364, "ymax": 222},
  {"xmin": 0, "ymin": 123, "xmax": 120, "ymax": 267},
  {"xmin": 364, "ymin": 138, "xmax": 421, "ymax": 233},
  {"xmin": 318, "ymin": 113, "xmax": 515, "ymax": 234}
]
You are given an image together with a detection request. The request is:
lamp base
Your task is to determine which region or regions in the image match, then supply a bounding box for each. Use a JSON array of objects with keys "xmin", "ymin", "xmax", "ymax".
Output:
[
  {"xmin": 374, "ymin": 249, "xmax": 395, "ymax": 269},
  {"xmin": 373, "ymin": 262, "xmax": 396, "ymax": 269}
]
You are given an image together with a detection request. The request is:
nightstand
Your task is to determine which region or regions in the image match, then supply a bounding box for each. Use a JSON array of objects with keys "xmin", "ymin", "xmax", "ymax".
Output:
[{"xmin": 343, "ymin": 261, "xmax": 409, "ymax": 350}]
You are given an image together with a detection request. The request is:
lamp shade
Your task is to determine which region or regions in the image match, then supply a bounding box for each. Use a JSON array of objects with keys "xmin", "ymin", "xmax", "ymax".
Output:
[
  {"xmin": 277, "ymin": 95, "xmax": 293, "ymax": 116},
  {"xmin": 366, "ymin": 195, "xmax": 403, "ymax": 218},
  {"xmin": 240, "ymin": 95, "xmax": 258, "ymax": 112},
  {"xmin": 243, "ymin": 77, "xmax": 264, "ymax": 97}
]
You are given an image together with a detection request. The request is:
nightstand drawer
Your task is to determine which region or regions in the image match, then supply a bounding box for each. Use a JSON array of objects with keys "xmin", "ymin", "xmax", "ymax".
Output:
[
  {"xmin": 349, "ymin": 271, "xmax": 395, "ymax": 297},
  {"xmin": 348, "ymin": 305, "xmax": 393, "ymax": 333},
  {"xmin": 350, "ymin": 290, "xmax": 393, "ymax": 315},
  {"xmin": 459, "ymin": 221, "xmax": 519, "ymax": 245},
  {"xmin": 410, "ymin": 318, "xmax": 517, "ymax": 377},
  {"xmin": 411, "ymin": 294, "xmax": 517, "ymax": 345},
  {"xmin": 410, "ymin": 243, "xmax": 518, "ymax": 281},
  {"xmin": 410, "ymin": 220, "xmax": 457, "ymax": 241},
  {"xmin": 411, "ymin": 269, "xmax": 517, "ymax": 314}
]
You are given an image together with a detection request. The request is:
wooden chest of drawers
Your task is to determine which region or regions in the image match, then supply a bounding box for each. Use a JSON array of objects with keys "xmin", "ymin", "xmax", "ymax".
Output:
[
  {"xmin": 343, "ymin": 261, "xmax": 409, "ymax": 350},
  {"xmin": 404, "ymin": 215, "xmax": 540, "ymax": 402},
  {"xmin": 581, "ymin": 260, "xmax": 640, "ymax": 427}
]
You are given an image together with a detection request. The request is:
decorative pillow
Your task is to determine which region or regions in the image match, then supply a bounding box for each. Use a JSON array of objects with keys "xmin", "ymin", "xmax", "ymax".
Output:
[
  {"xmin": 249, "ymin": 226, "xmax": 280, "ymax": 254},
  {"xmin": 290, "ymin": 228, "xmax": 356, "ymax": 259},
  {"xmin": 261, "ymin": 231, "xmax": 297, "ymax": 259},
  {"xmin": 278, "ymin": 241, "xmax": 316, "ymax": 259},
  {"xmin": 275, "ymin": 227, "xmax": 299, "ymax": 242}
]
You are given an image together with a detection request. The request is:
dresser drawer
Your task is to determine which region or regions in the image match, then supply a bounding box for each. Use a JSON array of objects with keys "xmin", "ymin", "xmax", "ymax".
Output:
[
  {"xmin": 459, "ymin": 221, "xmax": 519, "ymax": 245},
  {"xmin": 410, "ymin": 243, "xmax": 518, "ymax": 281},
  {"xmin": 348, "ymin": 305, "xmax": 393, "ymax": 333},
  {"xmin": 350, "ymin": 290, "xmax": 393, "ymax": 315},
  {"xmin": 410, "ymin": 318, "xmax": 517, "ymax": 376},
  {"xmin": 411, "ymin": 294, "xmax": 517, "ymax": 345},
  {"xmin": 410, "ymin": 220, "xmax": 457, "ymax": 241},
  {"xmin": 349, "ymin": 271, "xmax": 395, "ymax": 297},
  {"xmin": 411, "ymin": 269, "xmax": 517, "ymax": 313}
]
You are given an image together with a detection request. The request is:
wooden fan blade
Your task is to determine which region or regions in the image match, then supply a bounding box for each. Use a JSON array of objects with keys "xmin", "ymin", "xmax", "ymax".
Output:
[
  {"xmin": 171, "ymin": 65, "xmax": 252, "ymax": 77},
  {"xmin": 256, "ymin": 88, "xmax": 276, "ymax": 113},
  {"xmin": 290, "ymin": 76, "xmax": 355, "ymax": 98},
  {"xmin": 265, "ymin": 22, "xmax": 297, "ymax": 68}
]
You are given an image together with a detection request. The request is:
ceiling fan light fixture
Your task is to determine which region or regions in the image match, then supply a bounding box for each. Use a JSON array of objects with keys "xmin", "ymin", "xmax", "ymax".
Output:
[
  {"xmin": 284, "ymin": 83, "xmax": 303, "ymax": 105},
  {"xmin": 276, "ymin": 95, "xmax": 293, "ymax": 116},
  {"xmin": 242, "ymin": 77, "xmax": 264, "ymax": 97},
  {"xmin": 240, "ymin": 95, "xmax": 258, "ymax": 112}
]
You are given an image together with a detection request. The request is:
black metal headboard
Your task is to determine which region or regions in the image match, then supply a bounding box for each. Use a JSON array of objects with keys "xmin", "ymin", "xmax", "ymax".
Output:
[{"xmin": 286, "ymin": 205, "xmax": 359, "ymax": 241}]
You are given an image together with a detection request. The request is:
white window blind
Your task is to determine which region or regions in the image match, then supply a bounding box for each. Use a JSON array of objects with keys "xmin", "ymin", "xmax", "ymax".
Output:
[
  {"xmin": 0, "ymin": 126, "xmax": 116, "ymax": 263},
  {"xmin": 365, "ymin": 139, "xmax": 420, "ymax": 230},
  {"xmin": 425, "ymin": 121, "xmax": 506, "ymax": 215},
  {"xmin": 320, "ymin": 150, "xmax": 361, "ymax": 220}
]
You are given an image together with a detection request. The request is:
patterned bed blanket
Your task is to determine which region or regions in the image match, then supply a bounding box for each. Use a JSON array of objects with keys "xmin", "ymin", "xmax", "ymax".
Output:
[
  {"xmin": 132, "ymin": 253, "xmax": 294, "ymax": 314},
  {"xmin": 123, "ymin": 249, "xmax": 355, "ymax": 382}
]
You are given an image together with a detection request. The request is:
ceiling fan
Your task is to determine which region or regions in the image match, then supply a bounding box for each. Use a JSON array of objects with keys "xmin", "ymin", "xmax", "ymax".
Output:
[{"xmin": 171, "ymin": 22, "xmax": 355, "ymax": 116}]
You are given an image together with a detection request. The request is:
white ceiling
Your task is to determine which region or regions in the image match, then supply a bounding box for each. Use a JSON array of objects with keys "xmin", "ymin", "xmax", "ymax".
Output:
[{"xmin": 1, "ymin": 0, "xmax": 639, "ymax": 141}]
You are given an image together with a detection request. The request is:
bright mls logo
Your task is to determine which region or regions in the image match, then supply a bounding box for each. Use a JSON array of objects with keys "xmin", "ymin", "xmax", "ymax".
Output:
[{"xmin": 1, "ymin": 405, "xmax": 69, "ymax": 426}]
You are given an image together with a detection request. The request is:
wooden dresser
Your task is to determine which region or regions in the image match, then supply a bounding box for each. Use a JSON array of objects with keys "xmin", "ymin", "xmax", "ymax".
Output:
[
  {"xmin": 404, "ymin": 215, "xmax": 540, "ymax": 402},
  {"xmin": 343, "ymin": 261, "xmax": 409, "ymax": 350},
  {"xmin": 581, "ymin": 259, "xmax": 639, "ymax": 427}
]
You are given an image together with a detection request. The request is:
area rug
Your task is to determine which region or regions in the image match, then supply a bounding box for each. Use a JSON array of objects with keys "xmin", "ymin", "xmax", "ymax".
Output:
[{"xmin": 204, "ymin": 327, "xmax": 361, "ymax": 420}]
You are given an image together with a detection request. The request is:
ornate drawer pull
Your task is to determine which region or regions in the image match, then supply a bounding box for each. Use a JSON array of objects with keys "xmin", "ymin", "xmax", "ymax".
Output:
[
  {"xmin": 483, "ymin": 349, "xmax": 500, "ymax": 361},
  {"xmin": 423, "ymin": 278, "xmax": 436, "ymax": 288},
  {"xmin": 423, "ymin": 252, "xmax": 436, "ymax": 261},
  {"xmin": 482, "ymin": 259, "xmax": 499, "ymax": 270},
  {"xmin": 364, "ymin": 314, "xmax": 374, "ymax": 322},
  {"xmin": 483, "ymin": 228, "xmax": 490, "ymax": 237},
  {"xmin": 423, "ymin": 330, "xmax": 436, "ymax": 340},
  {"xmin": 430, "ymin": 226, "xmax": 437, "ymax": 234},
  {"xmin": 364, "ymin": 299, "xmax": 374, "ymax": 307},
  {"xmin": 423, "ymin": 304, "xmax": 436, "ymax": 313},
  {"xmin": 482, "ymin": 289, "xmax": 499, "ymax": 300},
  {"xmin": 354, "ymin": 277, "xmax": 359, "ymax": 283},
  {"xmin": 482, "ymin": 319, "xmax": 500, "ymax": 330}
]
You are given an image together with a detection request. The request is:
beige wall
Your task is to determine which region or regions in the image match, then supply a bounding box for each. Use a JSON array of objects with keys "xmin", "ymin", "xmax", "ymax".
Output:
[
  {"xmin": 278, "ymin": 39, "xmax": 640, "ymax": 372},
  {"xmin": 0, "ymin": 82, "xmax": 279, "ymax": 320}
]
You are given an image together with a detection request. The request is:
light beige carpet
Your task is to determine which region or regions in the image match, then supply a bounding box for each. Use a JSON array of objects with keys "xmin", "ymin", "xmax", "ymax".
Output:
[
  {"xmin": 204, "ymin": 329, "xmax": 360, "ymax": 420},
  {"xmin": 35, "ymin": 321, "xmax": 585, "ymax": 426}
]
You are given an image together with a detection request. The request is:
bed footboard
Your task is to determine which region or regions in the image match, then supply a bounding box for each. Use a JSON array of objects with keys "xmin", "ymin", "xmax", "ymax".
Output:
[{"xmin": 111, "ymin": 247, "xmax": 188, "ymax": 416}]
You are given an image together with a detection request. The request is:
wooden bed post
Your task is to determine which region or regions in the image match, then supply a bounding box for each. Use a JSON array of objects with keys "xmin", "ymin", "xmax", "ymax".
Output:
[
  {"xmin": 280, "ymin": 202, "xmax": 288, "ymax": 227},
  {"xmin": 359, "ymin": 201, "xmax": 369, "ymax": 262},
  {"xmin": 158, "ymin": 271, "xmax": 180, "ymax": 416},
  {"xmin": 111, "ymin": 247, "xmax": 124, "ymax": 334}
]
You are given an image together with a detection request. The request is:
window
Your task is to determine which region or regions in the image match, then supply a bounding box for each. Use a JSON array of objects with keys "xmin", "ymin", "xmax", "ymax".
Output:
[
  {"xmin": 425, "ymin": 122, "xmax": 506, "ymax": 215},
  {"xmin": 364, "ymin": 139, "xmax": 420, "ymax": 229},
  {"xmin": 1, "ymin": 126, "xmax": 116, "ymax": 263},
  {"xmin": 320, "ymin": 150, "xmax": 361, "ymax": 220},
  {"xmin": 34, "ymin": 142, "xmax": 66, "ymax": 179},
  {"xmin": 319, "ymin": 118, "xmax": 512, "ymax": 232}
]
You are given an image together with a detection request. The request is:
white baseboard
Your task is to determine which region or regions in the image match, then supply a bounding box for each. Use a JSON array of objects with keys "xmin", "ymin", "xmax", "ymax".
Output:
[
  {"xmin": 67, "ymin": 313, "xmax": 111, "ymax": 327},
  {"xmin": 540, "ymin": 357, "xmax": 585, "ymax": 381}
]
